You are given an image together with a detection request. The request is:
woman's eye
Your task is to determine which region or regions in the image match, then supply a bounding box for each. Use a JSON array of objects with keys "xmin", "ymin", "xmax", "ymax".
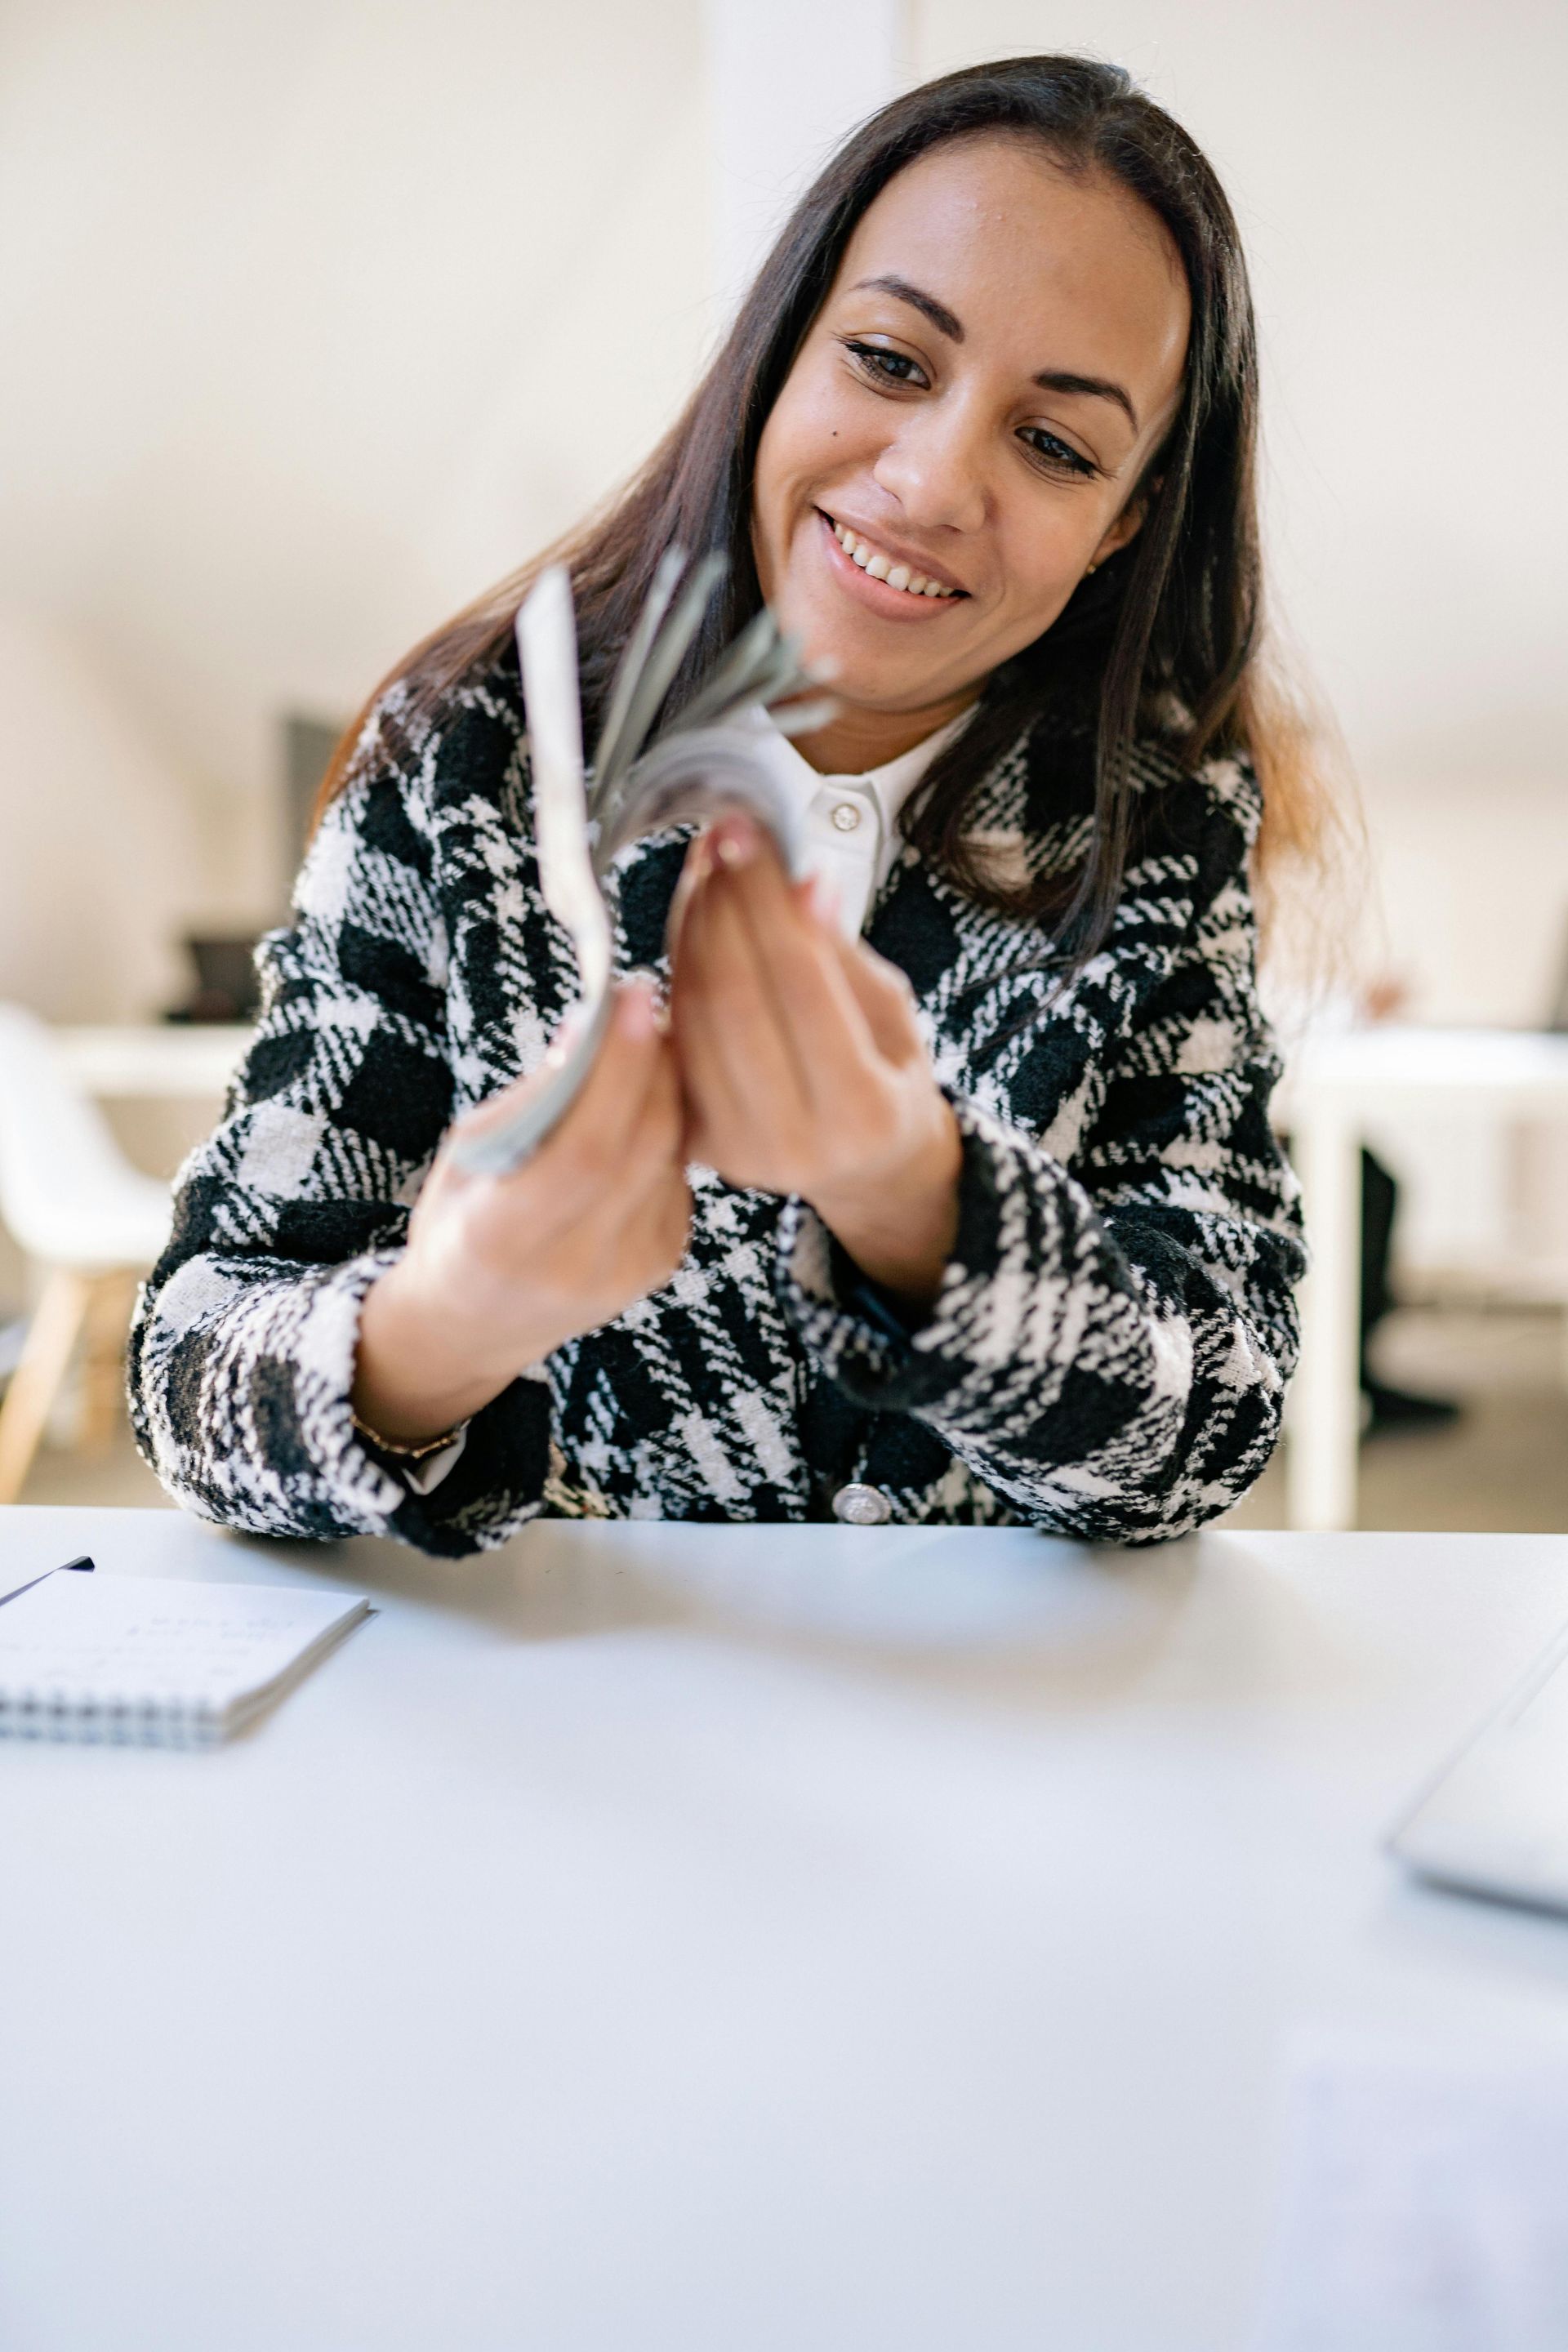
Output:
[
  {"xmin": 1021, "ymin": 426, "xmax": 1098, "ymax": 480},
  {"xmin": 840, "ymin": 341, "xmax": 1099, "ymax": 482},
  {"xmin": 843, "ymin": 339, "xmax": 926, "ymax": 389}
]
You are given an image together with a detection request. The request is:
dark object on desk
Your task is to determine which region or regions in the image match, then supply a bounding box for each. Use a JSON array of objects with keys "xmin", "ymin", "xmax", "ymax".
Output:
[
  {"xmin": 283, "ymin": 711, "xmax": 346, "ymax": 902},
  {"xmin": 1545, "ymin": 915, "xmax": 1568, "ymax": 1034},
  {"xmin": 163, "ymin": 934, "xmax": 261, "ymax": 1025},
  {"xmin": 0, "ymin": 1553, "xmax": 94, "ymax": 1611}
]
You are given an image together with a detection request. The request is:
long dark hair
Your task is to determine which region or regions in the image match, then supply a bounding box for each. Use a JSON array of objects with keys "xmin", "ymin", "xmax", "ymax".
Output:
[{"xmin": 318, "ymin": 54, "xmax": 1325, "ymax": 957}]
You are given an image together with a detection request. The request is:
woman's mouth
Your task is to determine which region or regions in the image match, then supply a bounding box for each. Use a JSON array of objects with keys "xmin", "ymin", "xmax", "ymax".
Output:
[{"xmin": 817, "ymin": 510, "xmax": 966, "ymax": 611}]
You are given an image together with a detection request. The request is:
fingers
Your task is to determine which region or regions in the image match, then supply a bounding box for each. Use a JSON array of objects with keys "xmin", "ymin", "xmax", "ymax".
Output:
[
  {"xmin": 671, "ymin": 844, "xmax": 808, "ymax": 1129},
  {"xmin": 834, "ymin": 938, "xmax": 923, "ymax": 1062},
  {"xmin": 448, "ymin": 976, "xmax": 660, "ymax": 1165},
  {"xmin": 492, "ymin": 979, "xmax": 670, "ymax": 1226},
  {"xmin": 665, "ymin": 831, "xmax": 715, "ymax": 960},
  {"xmin": 695, "ymin": 821, "xmax": 882, "ymax": 1114},
  {"xmin": 616, "ymin": 1015, "xmax": 685, "ymax": 1191},
  {"xmin": 437, "ymin": 980, "xmax": 680, "ymax": 1272},
  {"xmin": 546, "ymin": 975, "xmax": 666, "ymax": 1165},
  {"xmin": 610, "ymin": 1160, "xmax": 693, "ymax": 1294}
]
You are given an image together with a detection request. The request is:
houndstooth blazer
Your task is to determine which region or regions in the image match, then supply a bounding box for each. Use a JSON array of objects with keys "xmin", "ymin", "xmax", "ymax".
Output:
[{"xmin": 127, "ymin": 653, "xmax": 1306, "ymax": 1554}]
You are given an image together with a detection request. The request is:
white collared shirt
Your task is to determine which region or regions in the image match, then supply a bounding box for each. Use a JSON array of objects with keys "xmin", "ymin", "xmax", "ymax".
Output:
[{"xmin": 730, "ymin": 701, "xmax": 972, "ymax": 936}]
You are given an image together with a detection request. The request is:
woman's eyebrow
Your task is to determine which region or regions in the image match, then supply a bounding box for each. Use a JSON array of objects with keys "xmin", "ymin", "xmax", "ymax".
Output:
[
  {"xmin": 850, "ymin": 274, "xmax": 964, "ymax": 341},
  {"xmin": 1033, "ymin": 370, "xmax": 1139, "ymax": 434},
  {"xmin": 848, "ymin": 274, "xmax": 1139, "ymax": 432}
]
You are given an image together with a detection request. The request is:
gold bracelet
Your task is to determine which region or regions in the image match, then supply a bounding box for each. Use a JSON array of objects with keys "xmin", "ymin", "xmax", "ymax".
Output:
[{"xmin": 350, "ymin": 1410, "xmax": 462, "ymax": 1465}]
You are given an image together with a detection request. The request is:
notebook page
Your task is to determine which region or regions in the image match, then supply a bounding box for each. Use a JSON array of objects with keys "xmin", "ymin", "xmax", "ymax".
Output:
[{"xmin": 0, "ymin": 1575, "xmax": 368, "ymax": 1730}]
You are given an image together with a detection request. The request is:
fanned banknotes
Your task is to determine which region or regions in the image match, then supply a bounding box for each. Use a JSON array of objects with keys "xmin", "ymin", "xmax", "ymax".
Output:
[{"xmin": 450, "ymin": 553, "xmax": 831, "ymax": 1178}]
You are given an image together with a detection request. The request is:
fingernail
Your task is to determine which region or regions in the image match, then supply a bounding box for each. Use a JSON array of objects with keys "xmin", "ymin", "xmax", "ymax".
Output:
[
  {"xmin": 629, "ymin": 964, "xmax": 670, "ymax": 1030},
  {"xmin": 714, "ymin": 813, "xmax": 758, "ymax": 868},
  {"xmin": 618, "ymin": 976, "xmax": 657, "ymax": 1037}
]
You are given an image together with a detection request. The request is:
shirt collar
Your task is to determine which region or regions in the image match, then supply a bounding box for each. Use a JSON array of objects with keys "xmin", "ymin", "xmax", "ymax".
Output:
[
  {"xmin": 734, "ymin": 699, "xmax": 973, "ymax": 838},
  {"xmin": 722, "ymin": 701, "xmax": 973, "ymax": 936}
]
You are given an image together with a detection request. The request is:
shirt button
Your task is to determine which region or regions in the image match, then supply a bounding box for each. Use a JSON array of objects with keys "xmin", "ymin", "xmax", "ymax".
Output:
[
  {"xmin": 832, "ymin": 1482, "xmax": 893, "ymax": 1526},
  {"xmin": 831, "ymin": 801, "xmax": 862, "ymax": 833}
]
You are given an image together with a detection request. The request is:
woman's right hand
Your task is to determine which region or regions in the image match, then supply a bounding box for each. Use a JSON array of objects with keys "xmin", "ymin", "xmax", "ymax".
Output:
[{"xmin": 351, "ymin": 975, "xmax": 690, "ymax": 1445}]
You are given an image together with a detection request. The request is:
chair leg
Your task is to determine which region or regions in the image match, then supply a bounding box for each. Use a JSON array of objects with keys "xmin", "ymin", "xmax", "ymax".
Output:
[
  {"xmin": 0, "ymin": 1268, "xmax": 94, "ymax": 1505},
  {"xmin": 79, "ymin": 1270, "xmax": 139, "ymax": 1455}
]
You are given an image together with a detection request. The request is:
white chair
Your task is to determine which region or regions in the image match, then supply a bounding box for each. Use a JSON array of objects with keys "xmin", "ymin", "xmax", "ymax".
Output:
[{"xmin": 0, "ymin": 1004, "xmax": 172, "ymax": 1503}]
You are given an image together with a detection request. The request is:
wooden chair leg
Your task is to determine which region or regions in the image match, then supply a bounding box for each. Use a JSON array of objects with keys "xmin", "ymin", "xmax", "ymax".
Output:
[
  {"xmin": 0, "ymin": 1268, "xmax": 93, "ymax": 1505},
  {"xmin": 79, "ymin": 1270, "xmax": 139, "ymax": 1455}
]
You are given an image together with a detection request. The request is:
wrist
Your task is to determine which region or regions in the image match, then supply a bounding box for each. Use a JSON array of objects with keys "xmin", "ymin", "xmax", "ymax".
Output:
[
  {"xmin": 353, "ymin": 1258, "xmax": 519, "ymax": 1446},
  {"xmin": 810, "ymin": 1104, "xmax": 963, "ymax": 1308}
]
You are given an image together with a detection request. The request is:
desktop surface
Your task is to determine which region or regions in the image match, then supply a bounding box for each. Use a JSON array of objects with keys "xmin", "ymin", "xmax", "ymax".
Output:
[{"xmin": 2, "ymin": 1508, "xmax": 1567, "ymax": 2351}]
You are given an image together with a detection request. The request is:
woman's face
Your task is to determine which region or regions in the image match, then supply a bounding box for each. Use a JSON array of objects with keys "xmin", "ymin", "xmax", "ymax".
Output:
[{"xmin": 751, "ymin": 136, "xmax": 1191, "ymax": 741}]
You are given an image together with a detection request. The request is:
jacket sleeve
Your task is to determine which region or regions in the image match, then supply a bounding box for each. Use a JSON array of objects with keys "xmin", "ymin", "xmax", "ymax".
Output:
[
  {"xmin": 773, "ymin": 762, "xmax": 1307, "ymax": 1543},
  {"xmin": 127, "ymin": 692, "xmax": 554, "ymax": 1555}
]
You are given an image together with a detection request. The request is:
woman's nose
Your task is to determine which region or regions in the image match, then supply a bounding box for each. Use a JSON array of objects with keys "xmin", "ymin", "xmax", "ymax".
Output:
[{"xmin": 870, "ymin": 397, "xmax": 989, "ymax": 536}]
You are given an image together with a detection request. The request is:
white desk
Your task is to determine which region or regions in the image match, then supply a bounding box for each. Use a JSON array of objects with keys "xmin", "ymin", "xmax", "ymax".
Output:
[
  {"xmin": 53, "ymin": 1023, "xmax": 255, "ymax": 1098},
  {"xmin": 3, "ymin": 1510, "xmax": 1567, "ymax": 2351},
  {"xmin": 1287, "ymin": 1025, "xmax": 1568, "ymax": 1532}
]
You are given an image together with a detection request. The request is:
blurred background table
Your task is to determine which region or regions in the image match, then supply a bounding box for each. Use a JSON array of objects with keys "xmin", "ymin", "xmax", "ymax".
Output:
[
  {"xmin": 1287, "ymin": 1026, "xmax": 1568, "ymax": 1530},
  {"xmin": 53, "ymin": 1023, "xmax": 254, "ymax": 1099},
  {"xmin": 41, "ymin": 1022, "xmax": 1568, "ymax": 1536}
]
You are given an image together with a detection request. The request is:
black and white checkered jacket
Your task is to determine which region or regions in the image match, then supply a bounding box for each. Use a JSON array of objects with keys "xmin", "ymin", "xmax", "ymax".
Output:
[{"xmin": 127, "ymin": 656, "xmax": 1305, "ymax": 1553}]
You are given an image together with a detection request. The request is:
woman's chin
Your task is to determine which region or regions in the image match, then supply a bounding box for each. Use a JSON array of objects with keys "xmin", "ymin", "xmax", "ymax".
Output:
[
  {"xmin": 792, "ymin": 647, "xmax": 938, "ymax": 714},
  {"xmin": 780, "ymin": 587, "xmax": 954, "ymax": 702}
]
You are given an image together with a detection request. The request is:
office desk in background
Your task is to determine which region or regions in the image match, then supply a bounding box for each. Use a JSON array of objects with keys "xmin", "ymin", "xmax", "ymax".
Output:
[
  {"xmin": 50, "ymin": 1022, "xmax": 1568, "ymax": 1535},
  {"xmin": 53, "ymin": 1022, "xmax": 256, "ymax": 1099},
  {"xmin": 1288, "ymin": 1026, "xmax": 1568, "ymax": 1532},
  {"xmin": 2, "ymin": 1510, "xmax": 1567, "ymax": 2352}
]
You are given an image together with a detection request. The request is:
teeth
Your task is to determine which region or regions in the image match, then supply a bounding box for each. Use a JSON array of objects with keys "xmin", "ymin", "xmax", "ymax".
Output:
[{"xmin": 831, "ymin": 517, "xmax": 953, "ymax": 599}]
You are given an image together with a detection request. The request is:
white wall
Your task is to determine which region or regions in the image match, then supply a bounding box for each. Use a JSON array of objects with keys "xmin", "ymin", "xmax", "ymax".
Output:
[
  {"xmin": 2, "ymin": 0, "xmax": 1564, "ymax": 1063},
  {"xmin": 706, "ymin": 0, "xmax": 902, "ymax": 311},
  {"xmin": 0, "ymin": 0, "xmax": 713, "ymax": 995},
  {"xmin": 0, "ymin": 609, "xmax": 208, "ymax": 1021}
]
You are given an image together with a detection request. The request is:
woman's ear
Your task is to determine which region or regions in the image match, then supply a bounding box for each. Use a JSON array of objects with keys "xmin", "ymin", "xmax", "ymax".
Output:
[{"xmin": 1091, "ymin": 479, "xmax": 1160, "ymax": 569}]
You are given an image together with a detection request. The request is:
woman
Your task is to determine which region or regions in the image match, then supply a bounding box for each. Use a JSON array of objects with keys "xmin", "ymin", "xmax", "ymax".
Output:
[{"xmin": 129, "ymin": 56, "xmax": 1314, "ymax": 1552}]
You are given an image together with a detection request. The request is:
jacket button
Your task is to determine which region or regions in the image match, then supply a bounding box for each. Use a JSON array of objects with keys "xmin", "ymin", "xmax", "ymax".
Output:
[{"xmin": 832, "ymin": 1482, "xmax": 892, "ymax": 1526}]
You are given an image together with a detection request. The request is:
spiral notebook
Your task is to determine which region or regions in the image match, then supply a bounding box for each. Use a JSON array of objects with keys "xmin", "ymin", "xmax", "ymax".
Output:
[{"xmin": 0, "ymin": 1572, "xmax": 371, "ymax": 1746}]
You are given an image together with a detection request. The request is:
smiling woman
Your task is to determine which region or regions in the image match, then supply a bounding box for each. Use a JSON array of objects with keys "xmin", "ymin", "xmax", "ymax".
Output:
[
  {"xmin": 128, "ymin": 56, "xmax": 1316, "ymax": 1552},
  {"xmin": 750, "ymin": 144, "xmax": 1192, "ymax": 770}
]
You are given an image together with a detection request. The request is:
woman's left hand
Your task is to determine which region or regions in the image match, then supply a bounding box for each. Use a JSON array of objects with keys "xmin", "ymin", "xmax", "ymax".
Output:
[{"xmin": 668, "ymin": 811, "xmax": 963, "ymax": 1309}]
